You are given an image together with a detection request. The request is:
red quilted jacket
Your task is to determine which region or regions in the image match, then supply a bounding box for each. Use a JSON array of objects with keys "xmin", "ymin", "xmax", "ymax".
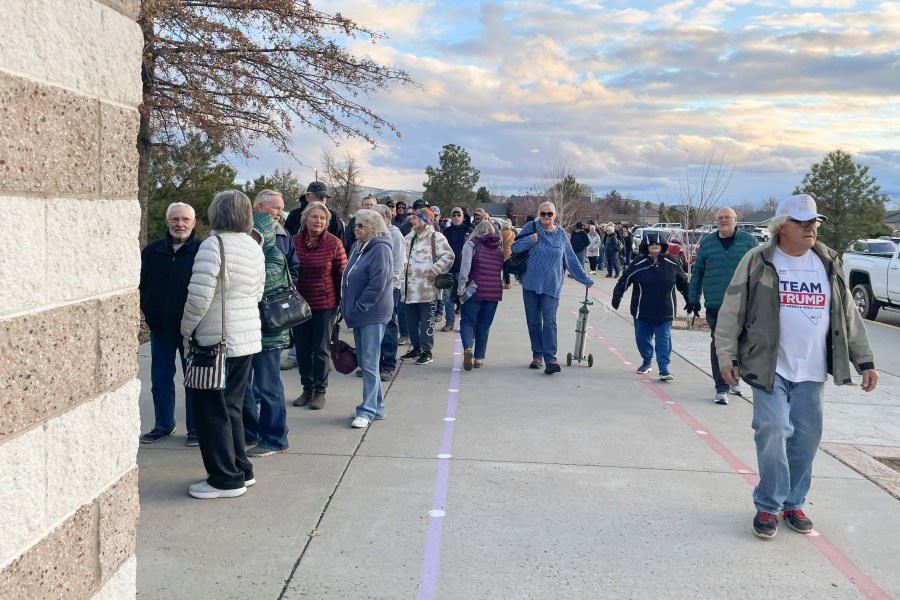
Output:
[{"xmin": 292, "ymin": 231, "xmax": 347, "ymax": 310}]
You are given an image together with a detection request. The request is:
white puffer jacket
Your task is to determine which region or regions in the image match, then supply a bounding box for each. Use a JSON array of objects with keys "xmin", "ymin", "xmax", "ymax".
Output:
[
  {"xmin": 401, "ymin": 226, "xmax": 454, "ymax": 303},
  {"xmin": 180, "ymin": 232, "xmax": 265, "ymax": 357}
]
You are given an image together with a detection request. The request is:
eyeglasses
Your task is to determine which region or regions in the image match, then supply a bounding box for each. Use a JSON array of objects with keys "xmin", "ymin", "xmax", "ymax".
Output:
[
  {"xmin": 788, "ymin": 218, "xmax": 820, "ymax": 228},
  {"xmin": 539, "ymin": 211, "xmax": 554, "ymax": 218},
  {"xmin": 451, "ymin": 212, "xmax": 462, "ymax": 216},
  {"xmin": 354, "ymin": 223, "xmax": 365, "ymax": 229}
]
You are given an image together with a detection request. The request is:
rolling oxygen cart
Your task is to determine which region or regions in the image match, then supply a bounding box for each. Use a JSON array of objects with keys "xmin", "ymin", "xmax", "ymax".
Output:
[{"xmin": 566, "ymin": 288, "xmax": 594, "ymax": 367}]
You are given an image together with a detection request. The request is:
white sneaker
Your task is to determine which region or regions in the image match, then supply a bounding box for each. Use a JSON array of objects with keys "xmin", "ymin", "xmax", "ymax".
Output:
[
  {"xmin": 188, "ymin": 481, "xmax": 247, "ymax": 499},
  {"xmin": 280, "ymin": 356, "xmax": 298, "ymax": 370},
  {"xmin": 245, "ymin": 478, "xmax": 256, "ymax": 487},
  {"xmin": 729, "ymin": 384, "xmax": 744, "ymax": 396},
  {"xmin": 714, "ymin": 392, "xmax": 728, "ymax": 405},
  {"xmin": 351, "ymin": 417, "xmax": 371, "ymax": 428}
]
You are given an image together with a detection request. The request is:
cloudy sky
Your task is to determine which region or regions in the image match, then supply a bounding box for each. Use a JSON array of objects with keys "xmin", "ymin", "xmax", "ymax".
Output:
[{"xmin": 234, "ymin": 0, "xmax": 900, "ymax": 208}]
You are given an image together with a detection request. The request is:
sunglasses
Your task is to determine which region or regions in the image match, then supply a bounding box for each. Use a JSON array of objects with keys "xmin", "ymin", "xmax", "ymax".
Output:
[
  {"xmin": 539, "ymin": 211, "xmax": 554, "ymax": 218},
  {"xmin": 788, "ymin": 218, "xmax": 820, "ymax": 228}
]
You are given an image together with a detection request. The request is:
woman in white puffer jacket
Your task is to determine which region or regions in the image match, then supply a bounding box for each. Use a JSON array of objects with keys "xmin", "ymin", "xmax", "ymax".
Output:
[{"xmin": 180, "ymin": 190, "xmax": 264, "ymax": 500}]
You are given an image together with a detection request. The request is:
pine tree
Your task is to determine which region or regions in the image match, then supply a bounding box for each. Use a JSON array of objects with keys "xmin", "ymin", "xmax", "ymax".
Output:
[
  {"xmin": 794, "ymin": 150, "xmax": 889, "ymax": 250},
  {"xmin": 422, "ymin": 144, "xmax": 480, "ymax": 213}
]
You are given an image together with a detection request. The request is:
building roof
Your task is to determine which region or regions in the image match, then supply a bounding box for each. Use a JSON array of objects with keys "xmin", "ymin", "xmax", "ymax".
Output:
[
  {"xmin": 478, "ymin": 202, "xmax": 509, "ymax": 217},
  {"xmin": 741, "ymin": 210, "xmax": 776, "ymax": 225}
]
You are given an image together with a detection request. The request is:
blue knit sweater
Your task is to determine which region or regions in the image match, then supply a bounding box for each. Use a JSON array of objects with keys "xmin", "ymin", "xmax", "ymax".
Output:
[{"xmin": 511, "ymin": 221, "xmax": 593, "ymax": 298}]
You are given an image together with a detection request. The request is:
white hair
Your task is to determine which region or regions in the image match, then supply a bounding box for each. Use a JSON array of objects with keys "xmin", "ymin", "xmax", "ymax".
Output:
[
  {"xmin": 373, "ymin": 203, "xmax": 392, "ymax": 222},
  {"xmin": 166, "ymin": 202, "xmax": 195, "ymax": 219},
  {"xmin": 768, "ymin": 216, "xmax": 789, "ymax": 236},
  {"xmin": 254, "ymin": 189, "xmax": 283, "ymax": 207}
]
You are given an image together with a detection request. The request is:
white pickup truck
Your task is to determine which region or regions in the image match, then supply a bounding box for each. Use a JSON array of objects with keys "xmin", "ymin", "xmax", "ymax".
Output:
[{"xmin": 843, "ymin": 242, "xmax": 900, "ymax": 319}]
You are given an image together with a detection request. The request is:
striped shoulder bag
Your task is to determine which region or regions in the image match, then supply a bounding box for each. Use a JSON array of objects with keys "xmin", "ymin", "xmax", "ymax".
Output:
[{"xmin": 184, "ymin": 236, "xmax": 228, "ymax": 390}]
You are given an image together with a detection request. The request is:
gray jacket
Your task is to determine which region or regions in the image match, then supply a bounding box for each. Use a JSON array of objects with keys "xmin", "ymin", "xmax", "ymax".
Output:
[{"xmin": 714, "ymin": 237, "xmax": 875, "ymax": 392}]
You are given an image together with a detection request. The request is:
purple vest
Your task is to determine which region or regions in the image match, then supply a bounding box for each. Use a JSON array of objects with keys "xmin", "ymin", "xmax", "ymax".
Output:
[{"xmin": 469, "ymin": 234, "xmax": 504, "ymax": 302}]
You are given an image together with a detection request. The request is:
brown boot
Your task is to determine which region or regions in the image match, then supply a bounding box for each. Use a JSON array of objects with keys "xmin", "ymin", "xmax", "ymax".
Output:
[
  {"xmin": 293, "ymin": 389, "xmax": 312, "ymax": 407},
  {"xmin": 309, "ymin": 391, "xmax": 326, "ymax": 410}
]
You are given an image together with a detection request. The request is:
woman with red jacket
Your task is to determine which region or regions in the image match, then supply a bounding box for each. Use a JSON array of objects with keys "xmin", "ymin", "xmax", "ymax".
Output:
[{"xmin": 291, "ymin": 202, "xmax": 348, "ymax": 410}]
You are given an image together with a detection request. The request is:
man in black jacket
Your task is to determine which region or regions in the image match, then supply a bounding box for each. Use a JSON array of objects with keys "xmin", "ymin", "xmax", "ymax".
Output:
[
  {"xmin": 569, "ymin": 222, "xmax": 590, "ymax": 274},
  {"xmin": 438, "ymin": 207, "xmax": 473, "ymax": 332},
  {"xmin": 138, "ymin": 202, "xmax": 202, "ymax": 446},
  {"xmin": 284, "ymin": 181, "xmax": 345, "ymax": 240}
]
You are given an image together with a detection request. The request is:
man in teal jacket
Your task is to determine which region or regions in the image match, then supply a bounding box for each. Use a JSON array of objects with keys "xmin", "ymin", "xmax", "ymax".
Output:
[{"xmin": 687, "ymin": 207, "xmax": 757, "ymax": 405}]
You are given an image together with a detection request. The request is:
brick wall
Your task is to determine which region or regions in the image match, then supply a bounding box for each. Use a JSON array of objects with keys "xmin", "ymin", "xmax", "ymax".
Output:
[{"xmin": 0, "ymin": 0, "xmax": 142, "ymax": 598}]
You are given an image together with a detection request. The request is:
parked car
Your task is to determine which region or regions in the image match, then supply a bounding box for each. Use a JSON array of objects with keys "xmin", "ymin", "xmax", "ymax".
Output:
[
  {"xmin": 736, "ymin": 223, "xmax": 770, "ymax": 243},
  {"xmin": 846, "ymin": 239, "xmax": 898, "ymax": 255},
  {"xmin": 634, "ymin": 228, "xmax": 689, "ymax": 270},
  {"xmin": 842, "ymin": 242, "xmax": 900, "ymax": 319},
  {"xmin": 693, "ymin": 224, "xmax": 717, "ymax": 234}
]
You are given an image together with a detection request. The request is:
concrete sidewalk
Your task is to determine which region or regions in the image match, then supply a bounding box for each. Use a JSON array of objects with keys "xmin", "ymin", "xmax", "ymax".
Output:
[{"xmin": 135, "ymin": 275, "xmax": 900, "ymax": 599}]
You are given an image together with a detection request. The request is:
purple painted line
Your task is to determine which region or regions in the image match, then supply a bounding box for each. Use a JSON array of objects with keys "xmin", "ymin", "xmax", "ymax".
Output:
[{"xmin": 417, "ymin": 337, "xmax": 463, "ymax": 600}]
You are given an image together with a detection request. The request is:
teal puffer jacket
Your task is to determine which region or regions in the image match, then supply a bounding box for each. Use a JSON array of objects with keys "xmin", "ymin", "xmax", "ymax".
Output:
[
  {"xmin": 253, "ymin": 213, "xmax": 291, "ymax": 350},
  {"xmin": 688, "ymin": 230, "xmax": 758, "ymax": 310}
]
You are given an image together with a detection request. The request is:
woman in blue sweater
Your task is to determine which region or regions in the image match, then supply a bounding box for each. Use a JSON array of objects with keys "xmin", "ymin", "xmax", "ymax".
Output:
[{"xmin": 511, "ymin": 202, "xmax": 594, "ymax": 374}]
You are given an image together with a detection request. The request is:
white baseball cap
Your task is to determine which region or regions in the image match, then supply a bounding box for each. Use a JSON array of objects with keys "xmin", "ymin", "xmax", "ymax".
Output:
[{"xmin": 775, "ymin": 194, "xmax": 827, "ymax": 221}]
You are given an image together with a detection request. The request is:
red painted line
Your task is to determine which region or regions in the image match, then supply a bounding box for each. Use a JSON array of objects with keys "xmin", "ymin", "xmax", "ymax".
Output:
[{"xmin": 580, "ymin": 288, "xmax": 895, "ymax": 600}]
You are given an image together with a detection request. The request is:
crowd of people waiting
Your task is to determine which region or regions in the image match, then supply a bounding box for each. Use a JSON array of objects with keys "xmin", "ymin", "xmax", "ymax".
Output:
[{"xmin": 139, "ymin": 183, "xmax": 879, "ymax": 549}]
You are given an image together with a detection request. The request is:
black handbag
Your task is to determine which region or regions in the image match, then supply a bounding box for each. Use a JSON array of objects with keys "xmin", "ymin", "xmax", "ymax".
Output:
[
  {"xmin": 504, "ymin": 222, "xmax": 535, "ymax": 278},
  {"xmin": 185, "ymin": 236, "xmax": 228, "ymax": 390},
  {"xmin": 329, "ymin": 315, "xmax": 358, "ymax": 375},
  {"xmin": 259, "ymin": 264, "xmax": 312, "ymax": 332},
  {"xmin": 430, "ymin": 234, "xmax": 454, "ymax": 289}
]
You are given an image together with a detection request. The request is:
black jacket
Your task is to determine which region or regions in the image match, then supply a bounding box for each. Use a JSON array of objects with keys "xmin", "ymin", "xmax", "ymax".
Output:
[
  {"xmin": 570, "ymin": 230, "xmax": 590, "ymax": 254},
  {"xmin": 285, "ymin": 197, "xmax": 345, "ymax": 240},
  {"xmin": 612, "ymin": 255, "xmax": 689, "ymax": 321},
  {"xmin": 139, "ymin": 231, "xmax": 201, "ymax": 339},
  {"xmin": 442, "ymin": 222, "xmax": 473, "ymax": 272}
]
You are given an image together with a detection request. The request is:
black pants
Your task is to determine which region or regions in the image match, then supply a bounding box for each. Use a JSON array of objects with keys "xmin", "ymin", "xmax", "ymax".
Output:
[
  {"xmin": 293, "ymin": 307, "xmax": 337, "ymax": 392},
  {"xmin": 192, "ymin": 354, "xmax": 254, "ymax": 490},
  {"xmin": 405, "ymin": 301, "xmax": 436, "ymax": 352},
  {"xmin": 705, "ymin": 308, "xmax": 728, "ymax": 393},
  {"xmin": 587, "ymin": 256, "xmax": 599, "ymax": 271}
]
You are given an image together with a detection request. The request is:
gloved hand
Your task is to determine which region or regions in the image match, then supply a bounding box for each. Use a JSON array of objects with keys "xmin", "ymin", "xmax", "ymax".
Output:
[
  {"xmin": 611, "ymin": 298, "xmax": 620, "ymax": 310},
  {"xmin": 684, "ymin": 301, "xmax": 701, "ymax": 316}
]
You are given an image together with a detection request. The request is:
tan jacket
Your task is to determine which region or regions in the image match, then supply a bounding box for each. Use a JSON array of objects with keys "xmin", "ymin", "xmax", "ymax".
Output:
[
  {"xmin": 715, "ymin": 237, "xmax": 875, "ymax": 392},
  {"xmin": 401, "ymin": 226, "xmax": 455, "ymax": 303}
]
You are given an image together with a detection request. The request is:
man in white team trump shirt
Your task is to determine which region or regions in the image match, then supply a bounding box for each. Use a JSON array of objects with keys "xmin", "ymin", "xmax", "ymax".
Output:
[{"xmin": 715, "ymin": 194, "xmax": 878, "ymax": 540}]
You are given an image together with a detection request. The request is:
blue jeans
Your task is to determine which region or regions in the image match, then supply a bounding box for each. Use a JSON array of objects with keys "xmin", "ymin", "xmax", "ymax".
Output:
[
  {"xmin": 522, "ymin": 289, "xmax": 559, "ymax": 363},
  {"xmin": 242, "ymin": 349, "xmax": 289, "ymax": 450},
  {"xmin": 751, "ymin": 375, "xmax": 825, "ymax": 514},
  {"xmin": 441, "ymin": 272, "xmax": 460, "ymax": 325},
  {"xmin": 380, "ymin": 289, "xmax": 400, "ymax": 371},
  {"xmin": 149, "ymin": 331, "xmax": 194, "ymax": 434},
  {"xmin": 354, "ymin": 323, "xmax": 386, "ymax": 421},
  {"xmin": 634, "ymin": 319, "xmax": 672, "ymax": 372},
  {"xmin": 460, "ymin": 299, "xmax": 498, "ymax": 360},
  {"xmin": 397, "ymin": 299, "xmax": 409, "ymax": 338},
  {"xmin": 574, "ymin": 250, "xmax": 586, "ymax": 270},
  {"xmin": 606, "ymin": 253, "xmax": 620, "ymax": 276}
]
